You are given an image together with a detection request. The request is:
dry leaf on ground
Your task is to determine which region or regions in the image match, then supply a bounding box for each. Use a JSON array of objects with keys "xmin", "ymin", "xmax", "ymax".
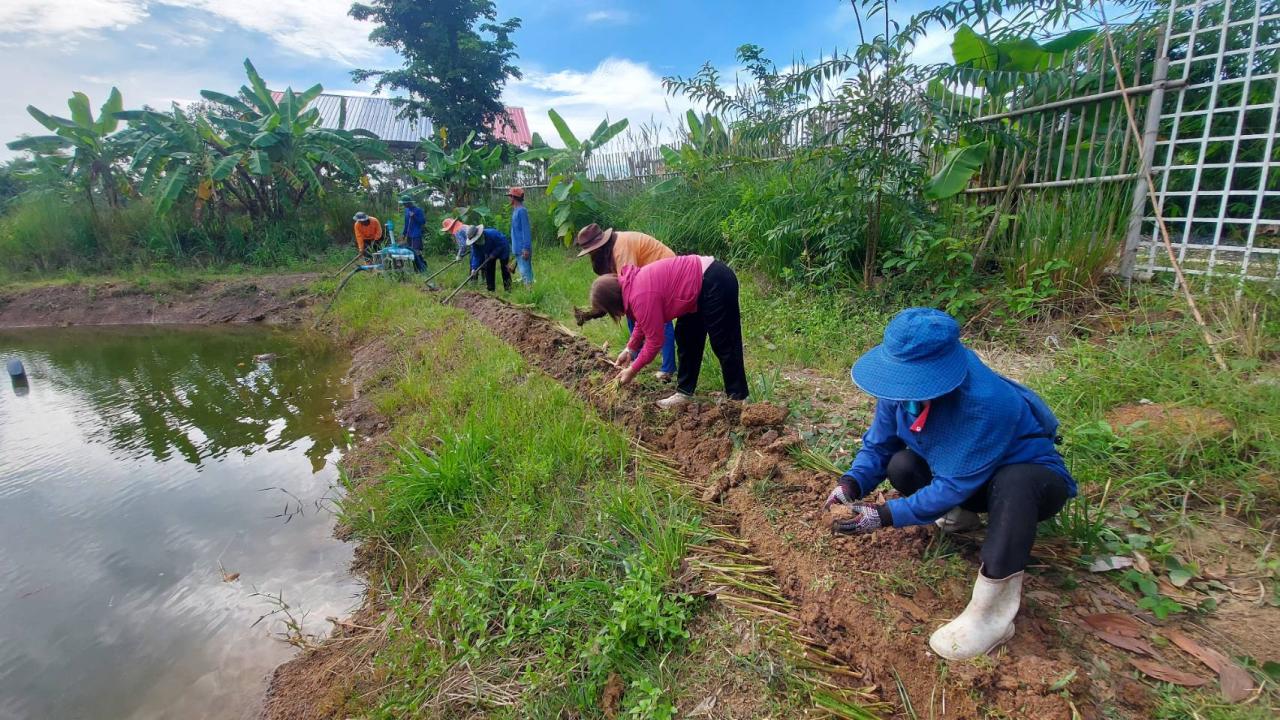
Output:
[
  {"xmin": 600, "ymin": 673, "xmax": 623, "ymax": 719},
  {"xmin": 1095, "ymin": 631, "xmax": 1156, "ymax": 656},
  {"xmin": 1083, "ymin": 612, "xmax": 1145, "ymax": 639},
  {"xmin": 1131, "ymin": 658, "xmax": 1211, "ymax": 687},
  {"xmin": 1165, "ymin": 629, "xmax": 1256, "ymax": 703},
  {"xmin": 689, "ymin": 695, "xmax": 718, "ymax": 716}
]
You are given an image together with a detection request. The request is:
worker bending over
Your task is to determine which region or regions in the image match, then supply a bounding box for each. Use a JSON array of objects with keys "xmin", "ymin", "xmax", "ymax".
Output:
[
  {"xmin": 464, "ymin": 224, "xmax": 513, "ymax": 292},
  {"xmin": 351, "ymin": 212, "xmax": 382, "ymax": 258}
]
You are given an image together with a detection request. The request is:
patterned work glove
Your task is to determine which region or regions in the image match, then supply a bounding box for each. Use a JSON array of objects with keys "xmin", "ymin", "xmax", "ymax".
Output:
[
  {"xmin": 823, "ymin": 483, "xmax": 855, "ymax": 510},
  {"xmin": 832, "ymin": 503, "xmax": 885, "ymax": 535}
]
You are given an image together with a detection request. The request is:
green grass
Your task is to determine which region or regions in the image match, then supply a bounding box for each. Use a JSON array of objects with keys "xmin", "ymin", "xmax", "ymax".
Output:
[{"xmin": 323, "ymin": 278, "xmax": 821, "ymax": 717}]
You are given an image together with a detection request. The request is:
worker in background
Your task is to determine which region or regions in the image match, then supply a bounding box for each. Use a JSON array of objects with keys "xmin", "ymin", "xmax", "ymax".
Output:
[
  {"xmin": 574, "ymin": 223, "xmax": 677, "ymax": 383},
  {"xmin": 821, "ymin": 308, "xmax": 1074, "ymax": 662},
  {"xmin": 582, "ymin": 254, "xmax": 748, "ymax": 409},
  {"xmin": 508, "ymin": 187, "xmax": 533, "ymax": 285},
  {"xmin": 464, "ymin": 224, "xmax": 513, "ymax": 292},
  {"xmin": 442, "ymin": 217, "xmax": 467, "ymax": 260},
  {"xmin": 351, "ymin": 212, "xmax": 382, "ymax": 258},
  {"xmin": 400, "ymin": 194, "xmax": 427, "ymax": 272}
]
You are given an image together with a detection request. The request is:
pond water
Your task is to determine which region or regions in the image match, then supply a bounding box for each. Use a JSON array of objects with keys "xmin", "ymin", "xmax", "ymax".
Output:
[{"xmin": 0, "ymin": 326, "xmax": 358, "ymax": 720}]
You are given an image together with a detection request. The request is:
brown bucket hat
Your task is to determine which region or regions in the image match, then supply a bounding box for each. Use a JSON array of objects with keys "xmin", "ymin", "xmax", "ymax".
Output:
[{"xmin": 575, "ymin": 223, "xmax": 614, "ymax": 257}]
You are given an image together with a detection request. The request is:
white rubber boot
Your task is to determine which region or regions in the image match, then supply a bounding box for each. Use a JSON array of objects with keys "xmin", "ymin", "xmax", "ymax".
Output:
[
  {"xmin": 935, "ymin": 507, "xmax": 982, "ymax": 533},
  {"xmin": 929, "ymin": 568, "xmax": 1022, "ymax": 661},
  {"xmin": 656, "ymin": 392, "xmax": 692, "ymax": 410}
]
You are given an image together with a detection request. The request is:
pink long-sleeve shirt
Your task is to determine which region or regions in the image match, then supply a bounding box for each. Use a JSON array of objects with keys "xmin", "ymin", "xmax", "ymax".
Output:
[{"xmin": 621, "ymin": 255, "xmax": 714, "ymax": 371}]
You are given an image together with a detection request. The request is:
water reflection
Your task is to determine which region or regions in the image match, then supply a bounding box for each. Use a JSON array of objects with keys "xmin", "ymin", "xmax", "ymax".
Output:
[{"xmin": 0, "ymin": 325, "xmax": 358, "ymax": 720}]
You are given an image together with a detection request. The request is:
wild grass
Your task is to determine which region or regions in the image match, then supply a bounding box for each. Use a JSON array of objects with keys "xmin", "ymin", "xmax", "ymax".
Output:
[
  {"xmin": 998, "ymin": 182, "xmax": 1132, "ymax": 289},
  {"xmin": 0, "ymin": 191, "xmax": 381, "ymax": 276}
]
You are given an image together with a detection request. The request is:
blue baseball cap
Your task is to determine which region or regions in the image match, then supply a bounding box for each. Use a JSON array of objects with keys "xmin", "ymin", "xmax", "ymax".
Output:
[{"xmin": 851, "ymin": 308, "xmax": 969, "ymax": 401}]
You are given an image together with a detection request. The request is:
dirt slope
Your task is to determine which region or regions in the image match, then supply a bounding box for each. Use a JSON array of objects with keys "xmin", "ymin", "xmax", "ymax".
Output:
[
  {"xmin": 453, "ymin": 292, "xmax": 1240, "ymax": 719},
  {"xmin": 0, "ymin": 275, "xmax": 319, "ymax": 328}
]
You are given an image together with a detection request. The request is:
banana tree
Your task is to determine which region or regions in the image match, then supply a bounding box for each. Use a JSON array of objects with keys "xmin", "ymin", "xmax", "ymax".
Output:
[
  {"xmin": 923, "ymin": 26, "xmax": 1098, "ymax": 200},
  {"xmin": 119, "ymin": 59, "xmax": 389, "ymax": 219},
  {"xmin": 6, "ymin": 88, "xmax": 129, "ymax": 214},
  {"xmin": 411, "ymin": 130, "xmax": 505, "ymax": 208},
  {"xmin": 652, "ymin": 110, "xmax": 732, "ymax": 193},
  {"xmin": 517, "ymin": 109, "xmax": 628, "ymax": 243}
]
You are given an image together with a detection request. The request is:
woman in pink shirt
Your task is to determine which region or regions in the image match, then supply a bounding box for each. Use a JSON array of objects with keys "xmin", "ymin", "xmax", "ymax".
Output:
[{"xmin": 585, "ymin": 255, "xmax": 748, "ymax": 409}]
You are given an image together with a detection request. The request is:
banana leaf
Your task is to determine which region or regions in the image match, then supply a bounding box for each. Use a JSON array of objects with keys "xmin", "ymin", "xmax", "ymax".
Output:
[{"xmin": 924, "ymin": 141, "xmax": 989, "ymax": 200}]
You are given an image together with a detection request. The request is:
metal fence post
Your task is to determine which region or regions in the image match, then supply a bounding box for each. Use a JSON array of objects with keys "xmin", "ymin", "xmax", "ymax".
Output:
[{"xmin": 1120, "ymin": 35, "xmax": 1170, "ymax": 282}]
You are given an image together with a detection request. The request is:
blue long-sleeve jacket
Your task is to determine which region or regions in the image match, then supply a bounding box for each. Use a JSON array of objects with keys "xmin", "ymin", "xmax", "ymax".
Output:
[
  {"xmin": 510, "ymin": 206, "xmax": 532, "ymax": 256},
  {"xmin": 470, "ymin": 228, "xmax": 512, "ymax": 271},
  {"xmin": 842, "ymin": 353, "xmax": 1075, "ymax": 527},
  {"xmin": 403, "ymin": 205, "xmax": 426, "ymax": 241}
]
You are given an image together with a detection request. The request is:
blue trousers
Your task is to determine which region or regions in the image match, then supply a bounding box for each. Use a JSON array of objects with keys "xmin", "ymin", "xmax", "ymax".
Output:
[
  {"xmin": 516, "ymin": 255, "xmax": 534, "ymax": 284},
  {"xmin": 628, "ymin": 317, "xmax": 676, "ymax": 374}
]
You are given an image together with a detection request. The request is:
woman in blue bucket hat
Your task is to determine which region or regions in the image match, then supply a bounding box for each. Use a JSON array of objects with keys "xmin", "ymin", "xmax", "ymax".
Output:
[{"xmin": 823, "ymin": 307, "xmax": 1075, "ymax": 661}]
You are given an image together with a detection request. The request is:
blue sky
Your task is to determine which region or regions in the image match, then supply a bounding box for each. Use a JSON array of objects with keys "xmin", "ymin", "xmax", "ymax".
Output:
[{"xmin": 0, "ymin": 1, "xmax": 951, "ymax": 157}]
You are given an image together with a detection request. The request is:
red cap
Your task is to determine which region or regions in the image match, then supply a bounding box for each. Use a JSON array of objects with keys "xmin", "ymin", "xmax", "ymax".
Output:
[{"xmin": 507, "ymin": 187, "xmax": 525, "ymax": 199}]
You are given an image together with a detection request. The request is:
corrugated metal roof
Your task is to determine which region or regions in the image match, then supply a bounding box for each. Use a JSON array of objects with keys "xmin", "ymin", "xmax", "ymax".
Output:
[
  {"xmin": 269, "ymin": 91, "xmax": 529, "ymax": 148},
  {"xmin": 490, "ymin": 107, "xmax": 532, "ymax": 147}
]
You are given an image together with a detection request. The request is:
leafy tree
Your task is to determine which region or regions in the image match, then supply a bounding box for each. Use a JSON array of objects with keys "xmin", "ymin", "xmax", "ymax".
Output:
[
  {"xmin": 7, "ymin": 88, "xmax": 130, "ymax": 214},
  {"xmin": 518, "ymin": 110, "xmax": 628, "ymax": 243},
  {"xmin": 117, "ymin": 59, "xmax": 388, "ymax": 218},
  {"xmin": 412, "ymin": 131, "xmax": 505, "ymax": 208},
  {"xmin": 349, "ymin": 0, "xmax": 521, "ymax": 144}
]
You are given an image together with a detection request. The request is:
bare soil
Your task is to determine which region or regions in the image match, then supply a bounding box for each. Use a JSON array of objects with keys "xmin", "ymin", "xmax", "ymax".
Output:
[
  {"xmin": 452, "ymin": 292, "xmax": 1279, "ymax": 719},
  {"xmin": 0, "ymin": 275, "xmax": 319, "ymax": 328},
  {"xmin": 1105, "ymin": 402, "xmax": 1235, "ymax": 440}
]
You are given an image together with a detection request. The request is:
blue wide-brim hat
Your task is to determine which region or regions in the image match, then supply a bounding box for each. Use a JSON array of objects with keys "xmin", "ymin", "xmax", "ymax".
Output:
[{"xmin": 851, "ymin": 307, "xmax": 969, "ymax": 401}]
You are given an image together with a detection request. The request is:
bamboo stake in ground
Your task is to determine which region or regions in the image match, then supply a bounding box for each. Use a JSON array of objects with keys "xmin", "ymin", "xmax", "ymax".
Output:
[{"xmin": 1100, "ymin": 21, "xmax": 1229, "ymax": 372}]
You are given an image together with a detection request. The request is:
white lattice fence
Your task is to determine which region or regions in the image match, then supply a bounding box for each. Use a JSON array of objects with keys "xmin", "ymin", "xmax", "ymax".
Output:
[{"xmin": 1130, "ymin": 0, "xmax": 1280, "ymax": 283}]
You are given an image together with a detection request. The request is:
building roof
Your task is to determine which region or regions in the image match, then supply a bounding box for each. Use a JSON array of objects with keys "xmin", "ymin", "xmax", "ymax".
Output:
[
  {"xmin": 490, "ymin": 106, "xmax": 532, "ymax": 147},
  {"xmin": 269, "ymin": 91, "xmax": 530, "ymax": 148}
]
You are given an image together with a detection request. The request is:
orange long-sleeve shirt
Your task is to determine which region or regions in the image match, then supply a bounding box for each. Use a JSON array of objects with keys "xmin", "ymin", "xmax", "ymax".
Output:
[
  {"xmin": 612, "ymin": 231, "xmax": 674, "ymax": 270},
  {"xmin": 353, "ymin": 217, "xmax": 383, "ymax": 252}
]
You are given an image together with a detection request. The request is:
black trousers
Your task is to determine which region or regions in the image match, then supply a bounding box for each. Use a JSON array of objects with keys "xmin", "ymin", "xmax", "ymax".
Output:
[
  {"xmin": 887, "ymin": 449, "xmax": 1069, "ymax": 579},
  {"xmin": 675, "ymin": 260, "xmax": 749, "ymax": 400},
  {"xmin": 481, "ymin": 256, "xmax": 512, "ymax": 292},
  {"xmin": 408, "ymin": 237, "xmax": 427, "ymax": 272}
]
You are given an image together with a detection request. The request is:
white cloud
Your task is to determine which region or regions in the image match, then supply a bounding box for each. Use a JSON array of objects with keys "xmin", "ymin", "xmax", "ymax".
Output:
[
  {"xmin": 0, "ymin": 0, "xmax": 148, "ymax": 36},
  {"xmin": 0, "ymin": 1, "xmax": 376, "ymax": 64},
  {"xmin": 504, "ymin": 57, "xmax": 692, "ymax": 148},
  {"xmin": 909, "ymin": 28, "xmax": 956, "ymax": 67},
  {"xmin": 584, "ymin": 9, "xmax": 631, "ymax": 25},
  {"xmin": 156, "ymin": 0, "xmax": 380, "ymax": 64}
]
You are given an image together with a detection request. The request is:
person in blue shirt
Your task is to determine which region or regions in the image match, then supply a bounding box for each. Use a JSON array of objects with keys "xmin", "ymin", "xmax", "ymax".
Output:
[
  {"xmin": 464, "ymin": 224, "xmax": 513, "ymax": 292},
  {"xmin": 508, "ymin": 187, "xmax": 534, "ymax": 285},
  {"xmin": 822, "ymin": 308, "xmax": 1074, "ymax": 662},
  {"xmin": 399, "ymin": 194, "xmax": 427, "ymax": 272}
]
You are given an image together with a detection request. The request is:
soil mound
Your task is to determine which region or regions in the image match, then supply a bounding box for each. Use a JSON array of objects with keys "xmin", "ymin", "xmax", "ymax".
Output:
[
  {"xmin": 454, "ymin": 293, "xmax": 1179, "ymax": 718},
  {"xmin": 0, "ymin": 275, "xmax": 318, "ymax": 328},
  {"xmin": 1106, "ymin": 403, "xmax": 1234, "ymax": 440},
  {"xmin": 740, "ymin": 401, "xmax": 789, "ymax": 427}
]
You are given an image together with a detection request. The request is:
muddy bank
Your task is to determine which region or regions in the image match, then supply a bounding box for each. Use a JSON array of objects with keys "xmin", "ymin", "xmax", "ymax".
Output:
[
  {"xmin": 0, "ymin": 275, "xmax": 319, "ymax": 328},
  {"xmin": 452, "ymin": 292, "xmax": 1275, "ymax": 719}
]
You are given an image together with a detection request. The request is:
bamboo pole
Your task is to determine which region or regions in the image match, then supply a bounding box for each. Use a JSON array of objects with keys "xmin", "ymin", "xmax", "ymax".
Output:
[{"xmin": 1101, "ymin": 20, "xmax": 1228, "ymax": 372}]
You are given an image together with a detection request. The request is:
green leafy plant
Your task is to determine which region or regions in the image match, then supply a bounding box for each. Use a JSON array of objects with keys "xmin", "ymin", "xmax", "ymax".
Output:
[
  {"xmin": 112, "ymin": 59, "xmax": 388, "ymax": 219},
  {"xmin": 7, "ymin": 88, "xmax": 129, "ymax": 214},
  {"xmin": 410, "ymin": 130, "xmax": 505, "ymax": 213},
  {"xmin": 517, "ymin": 109, "xmax": 628, "ymax": 243},
  {"xmin": 624, "ymin": 676, "xmax": 676, "ymax": 720}
]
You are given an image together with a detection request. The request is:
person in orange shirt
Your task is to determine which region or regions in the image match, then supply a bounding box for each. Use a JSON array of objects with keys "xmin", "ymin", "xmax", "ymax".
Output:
[
  {"xmin": 352, "ymin": 212, "xmax": 383, "ymax": 257},
  {"xmin": 574, "ymin": 222, "xmax": 678, "ymax": 381}
]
